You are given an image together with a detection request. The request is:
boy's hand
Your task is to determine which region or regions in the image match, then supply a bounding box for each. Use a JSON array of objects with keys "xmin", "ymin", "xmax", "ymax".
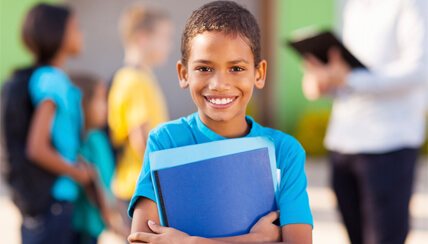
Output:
[
  {"xmin": 249, "ymin": 211, "xmax": 282, "ymax": 242},
  {"xmin": 128, "ymin": 220, "xmax": 191, "ymax": 244}
]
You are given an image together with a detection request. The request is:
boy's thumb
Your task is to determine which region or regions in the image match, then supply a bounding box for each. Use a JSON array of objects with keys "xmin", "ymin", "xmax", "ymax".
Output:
[{"xmin": 148, "ymin": 220, "xmax": 166, "ymax": 234}]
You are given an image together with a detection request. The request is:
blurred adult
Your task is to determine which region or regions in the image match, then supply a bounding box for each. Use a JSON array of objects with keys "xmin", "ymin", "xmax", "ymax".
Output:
[{"xmin": 301, "ymin": 0, "xmax": 427, "ymax": 243}]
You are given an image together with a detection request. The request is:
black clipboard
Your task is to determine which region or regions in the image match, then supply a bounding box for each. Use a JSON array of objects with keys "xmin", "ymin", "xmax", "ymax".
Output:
[{"xmin": 287, "ymin": 31, "xmax": 366, "ymax": 69}]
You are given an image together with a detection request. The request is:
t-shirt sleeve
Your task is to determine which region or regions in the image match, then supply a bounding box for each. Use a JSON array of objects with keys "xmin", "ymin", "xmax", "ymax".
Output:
[
  {"xmin": 128, "ymin": 131, "xmax": 162, "ymax": 218},
  {"xmin": 277, "ymin": 139, "xmax": 313, "ymax": 228},
  {"xmin": 29, "ymin": 68, "xmax": 67, "ymax": 107},
  {"xmin": 123, "ymin": 74, "xmax": 150, "ymax": 132}
]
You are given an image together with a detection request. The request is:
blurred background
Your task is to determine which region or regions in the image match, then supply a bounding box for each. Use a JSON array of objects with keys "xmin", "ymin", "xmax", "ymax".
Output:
[{"xmin": 0, "ymin": 0, "xmax": 427, "ymax": 243}]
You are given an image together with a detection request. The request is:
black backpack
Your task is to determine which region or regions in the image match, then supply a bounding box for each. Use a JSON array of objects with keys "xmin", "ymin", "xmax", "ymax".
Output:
[{"xmin": 0, "ymin": 67, "xmax": 57, "ymax": 217}]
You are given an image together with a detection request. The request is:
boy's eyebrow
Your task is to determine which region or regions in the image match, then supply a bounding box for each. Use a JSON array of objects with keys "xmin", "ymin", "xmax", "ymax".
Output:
[
  {"xmin": 228, "ymin": 59, "xmax": 250, "ymax": 65},
  {"xmin": 193, "ymin": 59, "xmax": 213, "ymax": 64},
  {"xmin": 192, "ymin": 59, "xmax": 250, "ymax": 64}
]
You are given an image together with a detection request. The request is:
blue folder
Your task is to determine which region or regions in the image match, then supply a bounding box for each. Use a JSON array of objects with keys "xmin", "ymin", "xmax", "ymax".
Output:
[{"xmin": 150, "ymin": 136, "xmax": 278, "ymax": 238}]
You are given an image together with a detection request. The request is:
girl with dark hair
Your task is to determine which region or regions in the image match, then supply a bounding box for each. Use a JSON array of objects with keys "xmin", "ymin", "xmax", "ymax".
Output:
[{"xmin": 21, "ymin": 3, "xmax": 93, "ymax": 243}]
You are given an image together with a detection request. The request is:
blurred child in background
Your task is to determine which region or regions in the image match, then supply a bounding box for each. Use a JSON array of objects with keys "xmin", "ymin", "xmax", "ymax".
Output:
[
  {"xmin": 22, "ymin": 3, "xmax": 93, "ymax": 243},
  {"xmin": 70, "ymin": 73, "xmax": 129, "ymax": 243},
  {"xmin": 108, "ymin": 3, "xmax": 173, "ymax": 225}
]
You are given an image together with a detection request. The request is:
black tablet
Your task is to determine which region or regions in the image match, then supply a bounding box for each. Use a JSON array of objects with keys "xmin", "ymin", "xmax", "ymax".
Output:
[{"xmin": 288, "ymin": 31, "xmax": 366, "ymax": 69}]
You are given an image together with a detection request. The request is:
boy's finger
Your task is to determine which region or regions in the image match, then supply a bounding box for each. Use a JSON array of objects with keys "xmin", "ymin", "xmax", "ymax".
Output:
[
  {"xmin": 262, "ymin": 211, "xmax": 280, "ymax": 222},
  {"xmin": 148, "ymin": 220, "xmax": 167, "ymax": 234},
  {"xmin": 128, "ymin": 231, "xmax": 154, "ymax": 242}
]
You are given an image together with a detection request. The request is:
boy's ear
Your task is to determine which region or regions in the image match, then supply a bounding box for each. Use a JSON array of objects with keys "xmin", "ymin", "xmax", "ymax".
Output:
[
  {"xmin": 177, "ymin": 60, "xmax": 189, "ymax": 89},
  {"xmin": 254, "ymin": 59, "xmax": 267, "ymax": 89}
]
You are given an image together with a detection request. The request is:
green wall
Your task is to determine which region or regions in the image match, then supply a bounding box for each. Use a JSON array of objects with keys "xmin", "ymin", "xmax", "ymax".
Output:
[
  {"xmin": 0, "ymin": 0, "xmax": 61, "ymax": 83},
  {"xmin": 275, "ymin": 0, "xmax": 335, "ymax": 134}
]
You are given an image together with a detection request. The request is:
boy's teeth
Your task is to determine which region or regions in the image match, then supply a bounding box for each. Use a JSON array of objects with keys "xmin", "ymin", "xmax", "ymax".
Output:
[{"xmin": 209, "ymin": 97, "xmax": 234, "ymax": 105}]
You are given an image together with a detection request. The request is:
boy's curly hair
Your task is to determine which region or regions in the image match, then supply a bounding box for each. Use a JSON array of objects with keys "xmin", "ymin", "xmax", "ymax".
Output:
[{"xmin": 181, "ymin": 1, "xmax": 261, "ymax": 67}]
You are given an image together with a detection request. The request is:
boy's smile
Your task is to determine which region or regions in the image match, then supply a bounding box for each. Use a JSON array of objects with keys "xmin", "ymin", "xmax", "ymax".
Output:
[
  {"xmin": 177, "ymin": 31, "xmax": 267, "ymax": 138},
  {"xmin": 204, "ymin": 94, "xmax": 238, "ymax": 108}
]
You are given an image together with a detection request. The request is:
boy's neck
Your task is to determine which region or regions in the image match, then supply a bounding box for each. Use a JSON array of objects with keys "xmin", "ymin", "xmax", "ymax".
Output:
[{"xmin": 199, "ymin": 112, "xmax": 250, "ymax": 139}]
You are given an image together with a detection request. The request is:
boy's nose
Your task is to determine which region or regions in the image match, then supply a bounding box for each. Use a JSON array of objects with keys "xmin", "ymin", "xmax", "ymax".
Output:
[{"xmin": 208, "ymin": 73, "xmax": 230, "ymax": 91}]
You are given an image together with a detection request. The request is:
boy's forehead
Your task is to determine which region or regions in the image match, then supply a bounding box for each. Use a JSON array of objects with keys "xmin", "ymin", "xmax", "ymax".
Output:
[{"xmin": 188, "ymin": 31, "xmax": 254, "ymax": 64}]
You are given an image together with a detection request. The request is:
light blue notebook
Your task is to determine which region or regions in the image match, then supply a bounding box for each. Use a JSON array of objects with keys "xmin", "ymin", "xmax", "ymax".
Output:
[{"xmin": 150, "ymin": 136, "xmax": 278, "ymax": 238}]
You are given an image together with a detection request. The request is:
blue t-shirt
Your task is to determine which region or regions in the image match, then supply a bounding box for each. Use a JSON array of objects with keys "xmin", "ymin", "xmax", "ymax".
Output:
[
  {"xmin": 129, "ymin": 112, "xmax": 313, "ymax": 227},
  {"xmin": 29, "ymin": 66, "xmax": 83, "ymax": 202}
]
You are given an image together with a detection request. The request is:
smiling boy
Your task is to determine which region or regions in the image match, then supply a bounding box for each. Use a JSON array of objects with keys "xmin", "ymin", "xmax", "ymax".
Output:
[{"xmin": 128, "ymin": 1, "xmax": 313, "ymax": 243}]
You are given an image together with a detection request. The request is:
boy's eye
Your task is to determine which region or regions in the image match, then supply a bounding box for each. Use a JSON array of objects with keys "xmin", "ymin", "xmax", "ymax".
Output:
[
  {"xmin": 196, "ymin": 67, "xmax": 212, "ymax": 72},
  {"xmin": 231, "ymin": 66, "xmax": 244, "ymax": 72}
]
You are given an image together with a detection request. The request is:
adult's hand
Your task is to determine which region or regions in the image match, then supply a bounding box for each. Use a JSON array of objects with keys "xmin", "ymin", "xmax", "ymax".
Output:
[{"xmin": 302, "ymin": 47, "xmax": 351, "ymax": 100}]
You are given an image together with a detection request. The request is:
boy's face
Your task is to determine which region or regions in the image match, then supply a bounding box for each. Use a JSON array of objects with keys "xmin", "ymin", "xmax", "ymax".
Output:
[{"xmin": 177, "ymin": 31, "xmax": 266, "ymax": 125}]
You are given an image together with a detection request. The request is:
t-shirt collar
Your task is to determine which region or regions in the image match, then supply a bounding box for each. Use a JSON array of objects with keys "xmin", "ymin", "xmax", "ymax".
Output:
[{"xmin": 195, "ymin": 112, "xmax": 258, "ymax": 141}]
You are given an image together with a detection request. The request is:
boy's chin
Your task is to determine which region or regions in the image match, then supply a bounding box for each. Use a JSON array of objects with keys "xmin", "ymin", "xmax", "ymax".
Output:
[{"xmin": 199, "ymin": 109, "xmax": 240, "ymax": 123}]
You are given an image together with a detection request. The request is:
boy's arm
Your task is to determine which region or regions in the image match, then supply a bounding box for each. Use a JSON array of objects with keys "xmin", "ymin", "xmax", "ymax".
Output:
[
  {"xmin": 130, "ymin": 197, "xmax": 160, "ymax": 234},
  {"xmin": 129, "ymin": 200, "xmax": 312, "ymax": 244},
  {"xmin": 198, "ymin": 224, "xmax": 311, "ymax": 244},
  {"xmin": 129, "ymin": 198, "xmax": 278, "ymax": 242},
  {"xmin": 280, "ymin": 224, "xmax": 312, "ymax": 244},
  {"xmin": 129, "ymin": 221, "xmax": 312, "ymax": 244},
  {"xmin": 212, "ymin": 211, "xmax": 281, "ymax": 243}
]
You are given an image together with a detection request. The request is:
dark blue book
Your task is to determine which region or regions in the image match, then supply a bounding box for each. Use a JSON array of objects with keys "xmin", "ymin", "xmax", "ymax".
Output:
[{"xmin": 150, "ymin": 136, "xmax": 278, "ymax": 238}]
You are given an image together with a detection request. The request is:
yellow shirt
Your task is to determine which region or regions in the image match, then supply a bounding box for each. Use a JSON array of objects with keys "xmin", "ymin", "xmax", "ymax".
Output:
[{"xmin": 108, "ymin": 67, "xmax": 169, "ymax": 200}]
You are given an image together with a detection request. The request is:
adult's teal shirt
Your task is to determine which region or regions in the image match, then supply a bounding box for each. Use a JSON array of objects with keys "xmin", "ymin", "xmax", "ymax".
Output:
[
  {"xmin": 129, "ymin": 112, "xmax": 313, "ymax": 228},
  {"xmin": 29, "ymin": 66, "xmax": 83, "ymax": 202}
]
